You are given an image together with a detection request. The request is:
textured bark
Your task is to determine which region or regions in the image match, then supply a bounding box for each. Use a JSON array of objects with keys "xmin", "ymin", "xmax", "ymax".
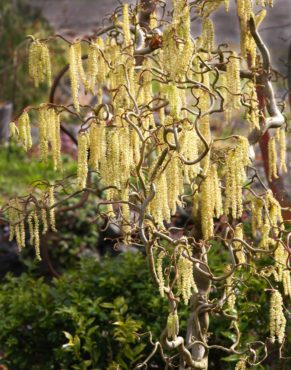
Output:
[{"xmin": 0, "ymin": 101, "xmax": 12, "ymax": 144}]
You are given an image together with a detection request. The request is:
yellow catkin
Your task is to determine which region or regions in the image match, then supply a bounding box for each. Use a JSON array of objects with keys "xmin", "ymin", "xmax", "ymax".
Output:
[
  {"xmin": 200, "ymin": 18, "xmax": 214, "ymax": 52},
  {"xmin": 268, "ymin": 136, "xmax": 278, "ymax": 181},
  {"xmin": 235, "ymin": 357, "xmax": 246, "ymax": 370},
  {"xmin": 251, "ymin": 197, "xmax": 263, "ymax": 237},
  {"xmin": 88, "ymin": 122, "xmax": 99, "ymax": 170},
  {"xmin": 269, "ymin": 290, "xmax": 286, "ymax": 343},
  {"xmin": 28, "ymin": 40, "xmax": 51, "ymax": 87},
  {"xmin": 279, "ymin": 129, "xmax": 287, "ymax": 173},
  {"xmin": 49, "ymin": 186, "xmax": 57, "ymax": 232},
  {"xmin": 47, "ymin": 108, "xmax": 62, "ymax": 170},
  {"xmin": 18, "ymin": 111, "xmax": 32, "ymax": 151},
  {"xmin": 41, "ymin": 193, "xmax": 48, "ymax": 235},
  {"xmin": 225, "ymin": 264, "xmax": 236, "ymax": 311},
  {"xmin": 38, "ymin": 106, "xmax": 49, "ymax": 162},
  {"xmin": 226, "ymin": 53, "xmax": 241, "ymax": 110},
  {"xmin": 177, "ymin": 245, "xmax": 198, "ymax": 305},
  {"xmin": 246, "ymin": 81, "xmax": 260, "ymax": 131},
  {"xmin": 69, "ymin": 43, "xmax": 80, "ymax": 112},
  {"xmin": 224, "ymin": 137, "xmax": 250, "ymax": 219},
  {"xmin": 282, "ymin": 271, "xmax": 291, "ymax": 299},
  {"xmin": 157, "ymin": 251, "xmax": 165, "ymax": 297},
  {"xmin": 149, "ymin": 169, "xmax": 170, "ymax": 227},
  {"xmin": 8, "ymin": 199, "xmax": 25, "ymax": 251},
  {"xmin": 162, "ymin": 0, "xmax": 193, "ymax": 79},
  {"xmin": 200, "ymin": 169, "xmax": 214, "ymax": 239},
  {"xmin": 234, "ymin": 224, "xmax": 246, "ymax": 265},
  {"xmin": 33, "ymin": 210, "xmax": 41, "ymax": 260},
  {"xmin": 122, "ymin": 4, "xmax": 131, "ymax": 47},
  {"xmin": 212, "ymin": 164, "xmax": 223, "ymax": 218},
  {"xmin": 77, "ymin": 132, "xmax": 89, "ymax": 190},
  {"xmin": 166, "ymin": 153, "xmax": 183, "ymax": 216},
  {"xmin": 180, "ymin": 121, "xmax": 199, "ymax": 183},
  {"xmin": 167, "ymin": 311, "xmax": 179, "ymax": 339},
  {"xmin": 27, "ymin": 211, "xmax": 34, "ymax": 245},
  {"xmin": 87, "ymin": 41, "xmax": 99, "ymax": 93}
]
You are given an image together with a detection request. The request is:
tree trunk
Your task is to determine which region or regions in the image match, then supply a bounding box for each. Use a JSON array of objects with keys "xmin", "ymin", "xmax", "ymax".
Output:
[{"xmin": 0, "ymin": 101, "xmax": 12, "ymax": 144}]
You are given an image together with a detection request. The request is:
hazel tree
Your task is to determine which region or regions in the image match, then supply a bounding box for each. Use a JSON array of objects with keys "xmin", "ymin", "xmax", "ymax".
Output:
[{"xmin": 2, "ymin": 0, "xmax": 290, "ymax": 369}]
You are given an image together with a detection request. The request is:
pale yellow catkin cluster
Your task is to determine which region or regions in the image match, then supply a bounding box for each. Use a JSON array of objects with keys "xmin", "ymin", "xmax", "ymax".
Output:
[
  {"xmin": 167, "ymin": 311, "xmax": 179, "ymax": 339},
  {"xmin": 274, "ymin": 243, "xmax": 291, "ymax": 298},
  {"xmin": 200, "ymin": 18, "xmax": 214, "ymax": 52},
  {"xmin": 268, "ymin": 136, "xmax": 278, "ymax": 181},
  {"xmin": 28, "ymin": 39, "xmax": 51, "ymax": 87},
  {"xmin": 122, "ymin": 4, "xmax": 131, "ymax": 48},
  {"xmin": 269, "ymin": 289, "xmax": 286, "ymax": 343},
  {"xmin": 27, "ymin": 209, "xmax": 41, "ymax": 260},
  {"xmin": 200, "ymin": 164, "xmax": 223, "ymax": 239},
  {"xmin": 250, "ymin": 197, "xmax": 264, "ymax": 237},
  {"xmin": 17, "ymin": 111, "xmax": 32, "ymax": 151},
  {"xmin": 234, "ymin": 224, "xmax": 246, "ymax": 265},
  {"xmin": 33, "ymin": 210, "xmax": 41, "ymax": 260},
  {"xmin": 156, "ymin": 251, "xmax": 165, "ymax": 298},
  {"xmin": 235, "ymin": 357, "xmax": 246, "ymax": 370},
  {"xmin": 40, "ymin": 193, "xmax": 48, "ymax": 235},
  {"xmin": 77, "ymin": 132, "xmax": 89, "ymax": 190},
  {"xmin": 162, "ymin": 0, "xmax": 193, "ymax": 79},
  {"xmin": 245, "ymin": 81, "xmax": 260, "ymax": 131},
  {"xmin": 226, "ymin": 53, "xmax": 241, "ymax": 110},
  {"xmin": 148, "ymin": 150, "xmax": 183, "ymax": 226},
  {"xmin": 88, "ymin": 120, "xmax": 106, "ymax": 171},
  {"xmin": 38, "ymin": 106, "xmax": 62, "ymax": 168},
  {"xmin": 224, "ymin": 137, "xmax": 250, "ymax": 219},
  {"xmin": 180, "ymin": 121, "xmax": 199, "ymax": 183},
  {"xmin": 177, "ymin": 245, "xmax": 198, "ymax": 305},
  {"xmin": 69, "ymin": 43, "xmax": 81, "ymax": 112},
  {"xmin": 225, "ymin": 264, "xmax": 236, "ymax": 311},
  {"xmin": 8, "ymin": 199, "xmax": 25, "ymax": 251},
  {"xmin": 86, "ymin": 37, "xmax": 106, "ymax": 98},
  {"xmin": 48, "ymin": 186, "xmax": 57, "ymax": 232},
  {"xmin": 236, "ymin": 1, "xmax": 257, "ymax": 67}
]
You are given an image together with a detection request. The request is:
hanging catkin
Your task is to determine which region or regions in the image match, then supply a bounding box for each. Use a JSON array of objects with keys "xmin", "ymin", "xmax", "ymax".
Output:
[
  {"xmin": 69, "ymin": 43, "xmax": 80, "ymax": 112},
  {"xmin": 18, "ymin": 111, "xmax": 32, "ymax": 151},
  {"xmin": 77, "ymin": 132, "xmax": 89, "ymax": 190},
  {"xmin": 28, "ymin": 39, "xmax": 51, "ymax": 87},
  {"xmin": 269, "ymin": 289, "xmax": 286, "ymax": 343}
]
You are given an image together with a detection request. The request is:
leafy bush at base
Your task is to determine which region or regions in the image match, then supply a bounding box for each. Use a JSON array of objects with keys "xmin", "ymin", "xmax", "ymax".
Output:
[{"xmin": 0, "ymin": 252, "xmax": 167, "ymax": 370}]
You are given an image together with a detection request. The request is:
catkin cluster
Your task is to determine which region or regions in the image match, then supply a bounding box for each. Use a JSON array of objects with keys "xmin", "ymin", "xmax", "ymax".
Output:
[
  {"xmin": 28, "ymin": 39, "xmax": 51, "ymax": 87},
  {"xmin": 162, "ymin": 0, "xmax": 193, "ymax": 79},
  {"xmin": 27, "ymin": 210, "xmax": 41, "ymax": 260},
  {"xmin": 269, "ymin": 289, "xmax": 286, "ymax": 343},
  {"xmin": 224, "ymin": 137, "xmax": 250, "ymax": 219},
  {"xmin": 176, "ymin": 245, "xmax": 198, "ymax": 305},
  {"xmin": 38, "ymin": 106, "xmax": 62, "ymax": 168},
  {"xmin": 234, "ymin": 224, "xmax": 246, "ymax": 265},
  {"xmin": 226, "ymin": 53, "xmax": 241, "ymax": 111},
  {"xmin": 77, "ymin": 132, "xmax": 89, "ymax": 190},
  {"xmin": 8, "ymin": 199, "xmax": 25, "ymax": 251},
  {"xmin": 225, "ymin": 264, "xmax": 236, "ymax": 311},
  {"xmin": 167, "ymin": 311, "xmax": 179, "ymax": 339},
  {"xmin": 149, "ymin": 152, "xmax": 183, "ymax": 226},
  {"xmin": 17, "ymin": 111, "xmax": 32, "ymax": 151},
  {"xmin": 156, "ymin": 251, "xmax": 166, "ymax": 297},
  {"xmin": 235, "ymin": 357, "xmax": 246, "ymax": 370},
  {"xmin": 201, "ymin": 164, "xmax": 223, "ymax": 239}
]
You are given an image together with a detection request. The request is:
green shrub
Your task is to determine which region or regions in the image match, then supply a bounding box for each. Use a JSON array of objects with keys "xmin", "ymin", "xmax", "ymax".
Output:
[{"xmin": 0, "ymin": 252, "xmax": 168, "ymax": 370}]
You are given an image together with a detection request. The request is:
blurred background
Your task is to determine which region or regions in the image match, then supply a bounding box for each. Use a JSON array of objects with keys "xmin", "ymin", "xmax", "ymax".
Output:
[{"xmin": 0, "ymin": 1, "xmax": 290, "ymax": 369}]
